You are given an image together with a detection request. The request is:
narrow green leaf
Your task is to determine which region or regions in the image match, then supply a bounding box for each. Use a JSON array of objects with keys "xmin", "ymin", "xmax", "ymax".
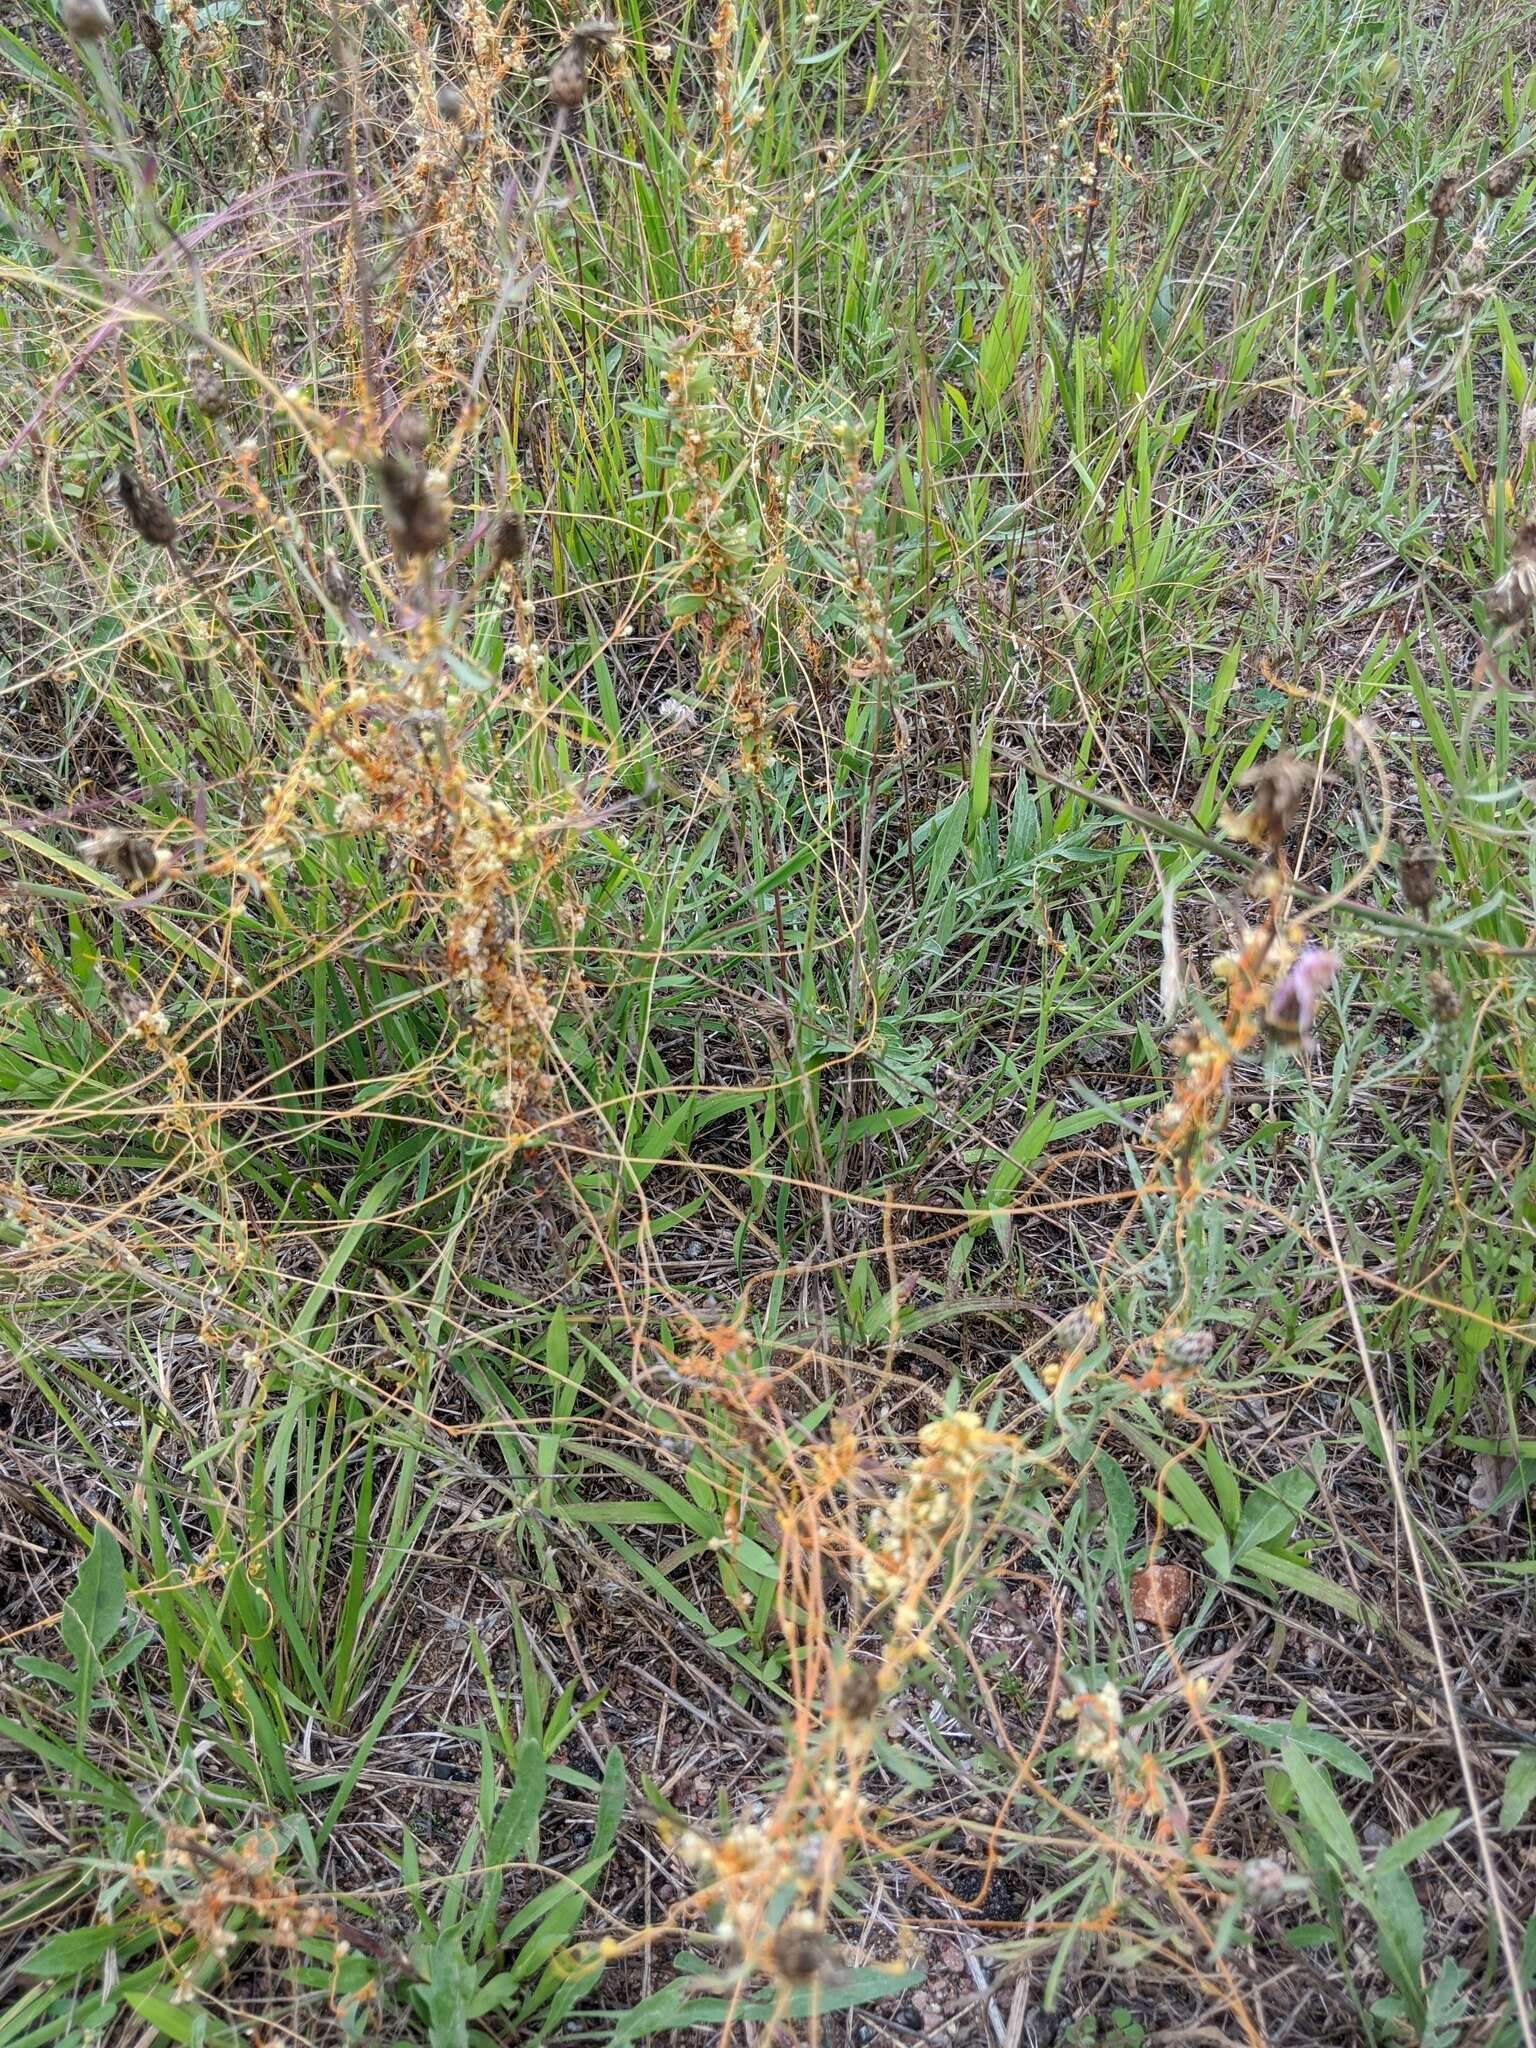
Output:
[
  {"xmin": 1370, "ymin": 1867, "xmax": 1425, "ymax": 2010},
  {"xmin": 1500, "ymin": 1750, "xmax": 1536, "ymax": 1832},
  {"xmin": 20, "ymin": 1923, "xmax": 121, "ymax": 1976},
  {"xmin": 65, "ymin": 1525, "xmax": 125, "ymax": 1659},
  {"xmin": 1375, "ymin": 1808, "xmax": 1460, "ymax": 1873},
  {"xmin": 1281, "ymin": 1738, "xmax": 1364, "ymax": 1879}
]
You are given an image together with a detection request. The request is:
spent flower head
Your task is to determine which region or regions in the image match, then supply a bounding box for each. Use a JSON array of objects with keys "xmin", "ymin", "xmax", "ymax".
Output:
[
  {"xmin": 1265, "ymin": 945, "xmax": 1339, "ymax": 1051},
  {"xmin": 1059, "ymin": 1682, "xmax": 1123, "ymax": 1769}
]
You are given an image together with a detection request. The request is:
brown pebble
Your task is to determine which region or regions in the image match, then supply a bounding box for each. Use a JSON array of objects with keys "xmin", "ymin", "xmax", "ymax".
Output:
[{"xmin": 1129, "ymin": 1562, "xmax": 1194, "ymax": 1629}]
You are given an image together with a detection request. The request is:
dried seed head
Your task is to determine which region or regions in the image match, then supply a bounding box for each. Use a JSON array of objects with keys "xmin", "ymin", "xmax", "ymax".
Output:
[
  {"xmin": 117, "ymin": 467, "xmax": 178, "ymax": 550},
  {"xmin": 1457, "ymin": 233, "xmax": 1489, "ymax": 285},
  {"xmin": 1340, "ymin": 132, "xmax": 1370, "ymax": 184},
  {"xmin": 1486, "ymin": 522, "xmax": 1536, "ymax": 629},
  {"xmin": 60, "ymin": 0, "xmax": 113, "ymax": 40},
  {"xmin": 1427, "ymin": 173, "xmax": 1459, "ymax": 219},
  {"xmin": 321, "ymin": 550, "xmax": 351, "ymax": 609},
  {"xmin": 491, "ymin": 510, "xmax": 527, "ymax": 569},
  {"xmin": 548, "ymin": 39, "xmax": 590, "ymax": 108},
  {"xmin": 188, "ymin": 354, "xmax": 229, "ymax": 419},
  {"xmin": 1232, "ymin": 749, "xmax": 1313, "ymax": 851},
  {"xmin": 770, "ymin": 1918, "xmax": 829, "ymax": 1984},
  {"xmin": 839, "ymin": 1665, "xmax": 881, "ymax": 1722},
  {"xmin": 393, "ymin": 408, "xmax": 431, "ymax": 458},
  {"xmin": 1242, "ymin": 1856, "xmax": 1290, "ymax": 1913},
  {"xmin": 377, "ymin": 453, "xmax": 448, "ymax": 561},
  {"xmin": 1050, "ymin": 1303, "xmax": 1101, "ymax": 1359},
  {"xmin": 1425, "ymin": 970, "xmax": 1461, "ymax": 1024},
  {"xmin": 1398, "ymin": 842, "xmax": 1437, "ymax": 913},
  {"xmin": 78, "ymin": 829, "xmax": 159, "ymax": 888},
  {"xmin": 1486, "ymin": 155, "xmax": 1524, "ymax": 199},
  {"xmin": 435, "ymin": 81, "xmax": 467, "ymax": 126},
  {"xmin": 1162, "ymin": 1328, "xmax": 1213, "ymax": 1371}
]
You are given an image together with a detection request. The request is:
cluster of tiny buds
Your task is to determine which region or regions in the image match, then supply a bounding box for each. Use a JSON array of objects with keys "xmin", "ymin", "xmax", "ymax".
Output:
[
  {"xmin": 861, "ymin": 1409, "xmax": 999, "ymax": 1603},
  {"xmin": 508, "ymin": 594, "xmax": 544, "ymax": 679},
  {"xmin": 332, "ymin": 791, "xmax": 374, "ymax": 833},
  {"xmin": 127, "ymin": 999, "xmax": 172, "ymax": 1042}
]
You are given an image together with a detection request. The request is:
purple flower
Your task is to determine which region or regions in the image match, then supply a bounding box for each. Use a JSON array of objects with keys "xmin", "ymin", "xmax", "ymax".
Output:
[{"xmin": 1267, "ymin": 946, "xmax": 1339, "ymax": 1049}]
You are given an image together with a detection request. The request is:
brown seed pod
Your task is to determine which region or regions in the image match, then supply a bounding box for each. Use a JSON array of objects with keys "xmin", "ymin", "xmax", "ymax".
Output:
[
  {"xmin": 769, "ymin": 1920, "xmax": 829, "ymax": 1984},
  {"xmin": 1427, "ymin": 173, "xmax": 1459, "ymax": 219},
  {"xmin": 1234, "ymin": 748, "xmax": 1312, "ymax": 851},
  {"xmin": 188, "ymin": 355, "xmax": 229, "ymax": 419},
  {"xmin": 393, "ymin": 408, "xmax": 431, "ymax": 458},
  {"xmin": 1162, "ymin": 1328, "xmax": 1213, "ymax": 1370},
  {"xmin": 321, "ymin": 551, "xmax": 351, "ymax": 609},
  {"xmin": 60, "ymin": 0, "xmax": 113, "ymax": 41},
  {"xmin": 377, "ymin": 454, "xmax": 448, "ymax": 561},
  {"xmin": 548, "ymin": 39, "xmax": 589, "ymax": 108},
  {"xmin": 1425, "ymin": 970, "xmax": 1461, "ymax": 1024},
  {"xmin": 491, "ymin": 510, "xmax": 527, "ymax": 569},
  {"xmin": 838, "ymin": 1665, "xmax": 881, "ymax": 1722},
  {"xmin": 78, "ymin": 829, "xmax": 159, "ymax": 888},
  {"xmin": 1050, "ymin": 1304, "xmax": 1100, "ymax": 1359},
  {"xmin": 1485, "ymin": 521, "xmax": 1536, "ymax": 629},
  {"xmin": 1398, "ymin": 842, "xmax": 1437, "ymax": 913},
  {"xmin": 1486, "ymin": 155, "xmax": 1525, "ymax": 199},
  {"xmin": 547, "ymin": 20, "xmax": 618, "ymax": 107},
  {"xmin": 1340, "ymin": 133, "xmax": 1370, "ymax": 184},
  {"xmin": 117, "ymin": 467, "xmax": 178, "ymax": 549}
]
